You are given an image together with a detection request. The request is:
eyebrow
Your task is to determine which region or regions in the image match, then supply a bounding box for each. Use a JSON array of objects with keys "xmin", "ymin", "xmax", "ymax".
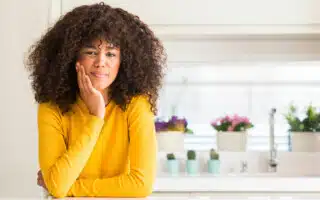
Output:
[{"xmin": 82, "ymin": 44, "xmax": 117, "ymax": 50}]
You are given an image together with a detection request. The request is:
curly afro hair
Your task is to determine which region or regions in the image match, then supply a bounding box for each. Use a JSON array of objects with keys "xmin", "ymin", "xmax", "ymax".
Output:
[{"xmin": 26, "ymin": 2, "xmax": 166, "ymax": 114}]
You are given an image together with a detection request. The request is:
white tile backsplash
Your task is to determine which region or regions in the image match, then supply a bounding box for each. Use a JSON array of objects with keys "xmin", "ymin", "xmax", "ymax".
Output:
[{"xmin": 276, "ymin": 152, "xmax": 320, "ymax": 176}]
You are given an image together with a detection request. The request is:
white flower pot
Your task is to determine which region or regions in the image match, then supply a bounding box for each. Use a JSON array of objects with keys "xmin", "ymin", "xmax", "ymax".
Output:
[
  {"xmin": 290, "ymin": 132, "xmax": 320, "ymax": 152},
  {"xmin": 156, "ymin": 131, "xmax": 185, "ymax": 152},
  {"xmin": 314, "ymin": 133, "xmax": 320, "ymax": 152},
  {"xmin": 216, "ymin": 131, "xmax": 247, "ymax": 152}
]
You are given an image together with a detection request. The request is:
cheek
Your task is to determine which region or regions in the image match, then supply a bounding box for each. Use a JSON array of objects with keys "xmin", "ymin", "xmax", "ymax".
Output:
[
  {"xmin": 77, "ymin": 56, "xmax": 93, "ymax": 73},
  {"xmin": 77, "ymin": 55, "xmax": 91, "ymax": 64},
  {"xmin": 111, "ymin": 64, "xmax": 120, "ymax": 76}
]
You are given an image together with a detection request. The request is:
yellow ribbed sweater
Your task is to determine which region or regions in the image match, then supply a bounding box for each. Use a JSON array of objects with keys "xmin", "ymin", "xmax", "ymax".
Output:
[{"xmin": 38, "ymin": 95, "xmax": 157, "ymax": 198}]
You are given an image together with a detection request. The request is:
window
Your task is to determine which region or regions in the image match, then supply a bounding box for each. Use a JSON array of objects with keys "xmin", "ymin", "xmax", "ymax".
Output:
[{"xmin": 157, "ymin": 61, "xmax": 320, "ymax": 151}]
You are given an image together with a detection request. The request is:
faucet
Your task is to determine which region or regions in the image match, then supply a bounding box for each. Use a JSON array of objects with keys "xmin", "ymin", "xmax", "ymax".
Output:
[
  {"xmin": 240, "ymin": 160, "xmax": 248, "ymax": 173},
  {"xmin": 269, "ymin": 108, "xmax": 278, "ymax": 172}
]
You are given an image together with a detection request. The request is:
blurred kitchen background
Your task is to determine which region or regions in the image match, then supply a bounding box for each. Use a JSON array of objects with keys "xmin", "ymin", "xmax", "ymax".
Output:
[{"xmin": 2, "ymin": 0, "xmax": 320, "ymax": 198}]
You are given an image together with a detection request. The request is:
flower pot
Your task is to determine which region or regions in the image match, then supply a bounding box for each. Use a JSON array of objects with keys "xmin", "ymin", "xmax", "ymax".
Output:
[
  {"xmin": 290, "ymin": 132, "xmax": 319, "ymax": 152},
  {"xmin": 208, "ymin": 160, "xmax": 220, "ymax": 174},
  {"xmin": 186, "ymin": 160, "xmax": 198, "ymax": 175},
  {"xmin": 156, "ymin": 131, "xmax": 184, "ymax": 152},
  {"xmin": 216, "ymin": 131, "xmax": 247, "ymax": 152},
  {"xmin": 314, "ymin": 133, "xmax": 320, "ymax": 152},
  {"xmin": 166, "ymin": 160, "xmax": 180, "ymax": 175}
]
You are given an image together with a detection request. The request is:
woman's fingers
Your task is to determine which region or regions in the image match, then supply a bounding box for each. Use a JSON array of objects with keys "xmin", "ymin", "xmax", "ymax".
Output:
[
  {"xmin": 85, "ymin": 74, "xmax": 95, "ymax": 94},
  {"xmin": 76, "ymin": 63, "xmax": 84, "ymax": 92},
  {"xmin": 76, "ymin": 63, "xmax": 97, "ymax": 96},
  {"xmin": 80, "ymin": 65, "xmax": 90, "ymax": 94},
  {"xmin": 77, "ymin": 63, "xmax": 90, "ymax": 95},
  {"xmin": 79, "ymin": 64, "xmax": 95, "ymax": 94},
  {"xmin": 37, "ymin": 170, "xmax": 45, "ymax": 188},
  {"xmin": 37, "ymin": 176, "xmax": 41, "ymax": 186}
]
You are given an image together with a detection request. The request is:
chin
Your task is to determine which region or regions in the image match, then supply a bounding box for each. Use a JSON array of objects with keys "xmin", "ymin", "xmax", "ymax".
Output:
[{"xmin": 93, "ymin": 83, "xmax": 109, "ymax": 92}]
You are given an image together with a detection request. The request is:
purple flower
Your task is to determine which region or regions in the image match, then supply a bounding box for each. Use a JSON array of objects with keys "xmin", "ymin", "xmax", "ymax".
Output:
[
  {"xmin": 170, "ymin": 115, "xmax": 178, "ymax": 123},
  {"xmin": 155, "ymin": 120, "xmax": 168, "ymax": 132},
  {"xmin": 155, "ymin": 115, "xmax": 190, "ymax": 133}
]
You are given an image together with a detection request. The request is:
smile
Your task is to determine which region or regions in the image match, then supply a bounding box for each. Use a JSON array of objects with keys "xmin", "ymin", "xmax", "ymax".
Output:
[{"xmin": 90, "ymin": 72, "xmax": 109, "ymax": 78}]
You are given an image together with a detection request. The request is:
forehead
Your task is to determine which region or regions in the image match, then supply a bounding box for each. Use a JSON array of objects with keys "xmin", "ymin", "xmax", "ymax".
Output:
[
  {"xmin": 86, "ymin": 39, "xmax": 117, "ymax": 49},
  {"xmin": 91, "ymin": 39, "xmax": 113, "ymax": 47}
]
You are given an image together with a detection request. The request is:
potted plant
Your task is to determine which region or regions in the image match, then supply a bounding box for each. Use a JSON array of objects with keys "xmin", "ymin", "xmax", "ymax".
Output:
[
  {"xmin": 186, "ymin": 150, "xmax": 198, "ymax": 175},
  {"xmin": 155, "ymin": 115, "xmax": 193, "ymax": 133},
  {"xmin": 166, "ymin": 153, "xmax": 179, "ymax": 175},
  {"xmin": 211, "ymin": 114, "xmax": 254, "ymax": 152},
  {"xmin": 208, "ymin": 148, "xmax": 220, "ymax": 174},
  {"xmin": 284, "ymin": 103, "xmax": 320, "ymax": 152},
  {"xmin": 155, "ymin": 116, "xmax": 193, "ymax": 152}
]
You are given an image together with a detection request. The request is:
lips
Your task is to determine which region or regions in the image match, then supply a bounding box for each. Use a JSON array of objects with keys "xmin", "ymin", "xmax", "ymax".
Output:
[{"xmin": 90, "ymin": 72, "xmax": 109, "ymax": 78}]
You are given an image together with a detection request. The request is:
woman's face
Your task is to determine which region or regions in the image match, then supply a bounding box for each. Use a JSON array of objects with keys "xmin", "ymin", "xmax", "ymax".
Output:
[{"xmin": 77, "ymin": 39, "xmax": 121, "ymax": 92}]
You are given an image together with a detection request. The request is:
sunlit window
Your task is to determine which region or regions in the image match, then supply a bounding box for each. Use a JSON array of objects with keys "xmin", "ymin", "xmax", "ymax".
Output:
[{"xmin": 157, "ymin": 61, "xmax": 320, "ymax": 151}]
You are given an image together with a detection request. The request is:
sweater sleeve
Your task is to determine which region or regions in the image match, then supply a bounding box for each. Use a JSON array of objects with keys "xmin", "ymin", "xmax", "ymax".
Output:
[
  {"xmin": 68, "ymin": 96, "xmax": 157, "ymax": 198},
  {"xmin": 38, "ymin": 103, "xmax": 104, "ymax": 198}
]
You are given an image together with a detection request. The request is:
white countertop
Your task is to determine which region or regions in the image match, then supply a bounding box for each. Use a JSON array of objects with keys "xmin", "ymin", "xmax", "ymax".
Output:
[
  {"xmin": 53, "ymin": 195, "xmax": 320, "ymax": 200},
  {"xmin": 37, "ymin": 174, "xmax": 320, "ymax": 199},
  {"xmin": 153, "ymin": 173, "xmax": 320, "ymax": 192}
]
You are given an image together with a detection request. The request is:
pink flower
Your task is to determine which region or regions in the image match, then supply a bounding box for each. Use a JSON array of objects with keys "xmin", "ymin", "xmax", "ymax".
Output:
[
  {"xmin": 211, "ymin": 121, "xmax": 217, "ymax": 126},
  {"xmin": 216, "ymin": 117, "xmax": 223, "ymax": 124},
  {"xmin": 231, "ymin": 120, "xmax": 239, "ymax": 127},
  {"xmin": 233, "ymin": 114, "xmax": 240, "ymax": 120},
  {"xmin": 242, "ymin": 117, "xmax": 250, "ymax": 124},
  {"xmin": 211, "ymin": 114, "xmax": 253, "ymax": 132},
  {"xmin": 225, "ymin": 115, "xmax": 231, "ymax": 122}
]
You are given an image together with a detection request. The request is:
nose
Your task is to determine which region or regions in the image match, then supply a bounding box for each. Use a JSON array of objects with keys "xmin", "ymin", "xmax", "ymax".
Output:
[{"xmin": 94, "ymin": 52, "xmax": 106, "ymax": 68}]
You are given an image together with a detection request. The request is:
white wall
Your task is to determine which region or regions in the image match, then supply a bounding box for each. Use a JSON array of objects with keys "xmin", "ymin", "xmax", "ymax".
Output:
[
  {"xmin": 2, "ymin": 0, "xmax": 320, "ymax": 197},
  {"xmin": 0, "ymin": 0, "xmax": 50, "ymax": 197}
]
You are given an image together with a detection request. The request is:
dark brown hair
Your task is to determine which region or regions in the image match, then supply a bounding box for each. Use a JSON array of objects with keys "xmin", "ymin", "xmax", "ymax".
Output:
[{"xmin": 26, "ymin": 2, "xmax": 166, "ymax": 114}]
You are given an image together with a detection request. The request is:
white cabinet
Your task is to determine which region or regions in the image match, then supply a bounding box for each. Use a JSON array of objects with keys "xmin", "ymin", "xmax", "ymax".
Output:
[
  {"xmin": 48, "ymin": 0, "xmax": 320, "ymax": 63},
  {"xmin": 50, "ymin": 0, "xmax": 320, "ymax": 37},
  {"xmin": 50, "ymin": 0, "xmax": 320, "ymax": 63}
]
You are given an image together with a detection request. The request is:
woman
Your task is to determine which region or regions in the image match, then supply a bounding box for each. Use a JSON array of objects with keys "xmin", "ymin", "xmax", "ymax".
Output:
[{"xmin": 26, "ymin": 2, "xmax": 166, "ymax": 198}]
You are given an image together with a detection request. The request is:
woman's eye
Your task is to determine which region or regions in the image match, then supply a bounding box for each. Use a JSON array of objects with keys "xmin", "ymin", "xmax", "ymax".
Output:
[
  {"xmin": 85, "ymin": 51, "xmax": 97, "ymax": 55},
  {"xmin": 106, "ymin": 52, "xmax": 116, "ymax": 57}
]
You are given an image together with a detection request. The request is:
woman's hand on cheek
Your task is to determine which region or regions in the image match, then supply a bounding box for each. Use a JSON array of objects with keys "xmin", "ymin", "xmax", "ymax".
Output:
[{"xmin": 76, "ymin": 62, "xmax": 105, "ymax": 119}]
